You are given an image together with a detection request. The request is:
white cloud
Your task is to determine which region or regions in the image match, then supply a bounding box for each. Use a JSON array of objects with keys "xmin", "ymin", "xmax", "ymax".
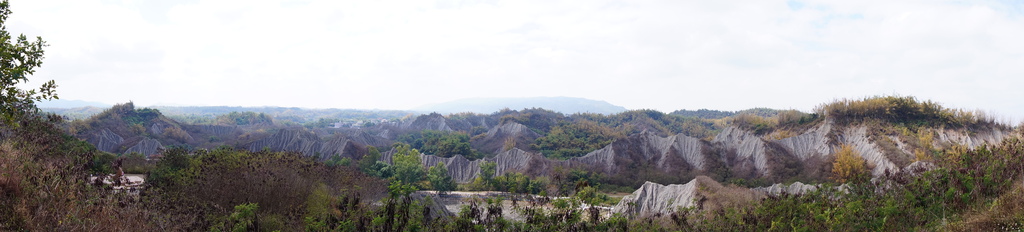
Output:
[{"xmin": 7, "ymin": 0, "xmax": 1024, "ymax": 122}]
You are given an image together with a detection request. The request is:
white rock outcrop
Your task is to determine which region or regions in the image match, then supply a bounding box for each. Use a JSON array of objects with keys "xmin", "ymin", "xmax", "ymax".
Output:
[
  {"xmin": 713, "ymin": 127, "xmax": 769, "ymax": 175},
  {"xmin": 613, "ymin": 180, "xmax": 700, "ymax": 217}
]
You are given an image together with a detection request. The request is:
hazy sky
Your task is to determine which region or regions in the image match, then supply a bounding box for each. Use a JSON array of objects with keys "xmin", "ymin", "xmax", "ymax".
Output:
[{"xmin": 8, "ymin": 0, "xmax": 1024, "ymax": 121}]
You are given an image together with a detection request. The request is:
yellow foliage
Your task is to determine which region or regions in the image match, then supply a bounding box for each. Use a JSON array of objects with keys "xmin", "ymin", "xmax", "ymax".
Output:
[
  {"xmin": 832, "ymin": 144, "xmax": 868, "ymax": 183},
  {"xmin": 918, "ymin": 130, "xmax": 934, "ymax": 151},
  {"xmin": 914, "ymin": 150, "xmax": 931, "ymax": 162},
  {"xmin": 503, "ymin": 137, "xmax": 516, "ymax": 151},
  {"xmin": 163, "ymin": 126, "xmax": 191, "ymax": 143},
  {"xmin": 913, "ymin": 130, "xmax": 935, "ymax": 162},
  {"xmin": 766, "ymin": 130, "xmax": 796, "ymax": 140}
]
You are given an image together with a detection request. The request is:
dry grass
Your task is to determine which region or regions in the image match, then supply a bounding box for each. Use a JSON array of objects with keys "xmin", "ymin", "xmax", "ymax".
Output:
[
  {"xmin": 693, "ymin": 176, "xmax": 764, "ymax": 213},
  {"xmin": 815, "ymin": 95, "xmax": 1004, "ymax": 130}
]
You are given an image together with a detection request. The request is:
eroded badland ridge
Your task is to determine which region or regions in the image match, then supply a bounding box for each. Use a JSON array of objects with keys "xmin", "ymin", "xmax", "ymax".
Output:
[{"xmin": 62, "ymin": 96, "xmax": 1020, "ymax": 220}]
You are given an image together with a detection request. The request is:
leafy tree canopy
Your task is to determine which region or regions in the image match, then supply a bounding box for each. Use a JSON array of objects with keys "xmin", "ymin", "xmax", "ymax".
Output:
[
  {"xmin": 397, "ymin": 130, "xmax": 479, "ymax": 159},
  {"xmin": 0, "ymin": 1, "xmax": 54, "ymax": 126}
]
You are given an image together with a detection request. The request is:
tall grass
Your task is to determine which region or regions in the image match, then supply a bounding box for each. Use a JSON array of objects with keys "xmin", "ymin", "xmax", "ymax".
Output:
[{"xmin": 815, "ymin": 95, "xmax": 1003, "ymax": 129}]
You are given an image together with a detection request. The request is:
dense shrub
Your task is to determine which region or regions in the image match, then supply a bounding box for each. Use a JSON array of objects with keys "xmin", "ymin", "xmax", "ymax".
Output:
[
  {"xmin": 146, "ymin": 146, "xmax": 387, "ymax": 230},
  {"xmin": 532, "ymin": 120, "xmax": 625, "ymax": 159},
  {"xmin": 398, "ymin": 129, "xmax": 480, "ymax": 159}
]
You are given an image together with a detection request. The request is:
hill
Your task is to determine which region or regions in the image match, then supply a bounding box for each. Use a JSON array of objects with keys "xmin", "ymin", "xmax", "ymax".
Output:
[{"xmin": 40, "ymin": 96, "xmax": 1024, "ymax": 230}]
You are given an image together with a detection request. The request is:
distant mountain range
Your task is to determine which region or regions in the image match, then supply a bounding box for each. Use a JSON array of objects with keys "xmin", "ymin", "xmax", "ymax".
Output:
[
  {"xmin": 37, "ymin": 99, "xmax": 111, "ymax": 108},
  {"xmin": 413, "ymin": 97, "xmax": 628, "ymax": 115}
]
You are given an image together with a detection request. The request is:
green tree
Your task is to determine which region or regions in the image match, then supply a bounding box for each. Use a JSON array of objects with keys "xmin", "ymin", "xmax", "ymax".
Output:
[
  {"xmin": 391, "ymin": 144, "xmax": 425, "ymax": 186},
  {"xmin": 358, "ymin": 146, "xmax": 382, "ymax": 173},
  {"xmin": 532, "ymin": 120, "xmax": 623, "ymax": 159},
  {"xmin": 428, "ymin": 162, "xmax": 456, "ymax": 195},
  {"xmin": 480, "ymin": 160, "xmax": 496, "ymax": 184},
  {"xmin": 398, "ymin": 130, "xmax": 478, "ymax": 159},
  {"xmin": 0, "ymin": 0, "xmax": 55, "ymax": 126},
  {"xmin": 469, "ymin": 161, "xmax": 498, "ymax": 190},
  {"xmin": 210, "ymin": 203, "xmax": 260, "ymax": 232}
]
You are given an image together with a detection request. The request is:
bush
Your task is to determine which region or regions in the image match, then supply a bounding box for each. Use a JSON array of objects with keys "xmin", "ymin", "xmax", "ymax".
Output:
[{"xmin": 831, "ymin": 144, "xmax": 869, "ymax": 183}]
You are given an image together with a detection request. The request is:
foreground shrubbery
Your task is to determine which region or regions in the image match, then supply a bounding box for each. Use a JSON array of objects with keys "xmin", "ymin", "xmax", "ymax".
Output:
[{"xmin": 0, "ymin": 114, "xmax": 163, "ymax": 231}]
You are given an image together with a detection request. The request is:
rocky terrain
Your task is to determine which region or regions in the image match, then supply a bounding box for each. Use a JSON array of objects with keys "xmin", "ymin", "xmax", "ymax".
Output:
[
  {"xmin": 402, "ymin": 119, "xmax": 1010, "ymax": 186},
  {"xmin": 75, "ymin": 104, "xmax": 1011, "ymax": 185},
  {"xmin": 69, "ymin": 101, "xmax": 1016, "ymax": 218}
]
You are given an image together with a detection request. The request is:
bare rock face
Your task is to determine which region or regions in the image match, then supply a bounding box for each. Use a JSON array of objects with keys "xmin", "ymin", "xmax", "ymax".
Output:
[
  {"xmin": 491, "ymin": 148, "xmax": 551, "ymax": 176},
  {"xmin": 934, "ymin": 127, "xmax": 1011, "ymax": 149},
  {"xmin": 753, "ymin": 182, "xmax": 818, "ymax": 196},
  {"xmin": 347, "ymin": 131, "xmax": 392, "ymax": 148},
  {"xmin": 248, "ymin": 129, "xmax": 320, "ymax": 154},
  {"xmin": 713, "ymin": 127, "xmax": 769, "ymax": 175},
  {"xmin": 420, "ymin": 154, "xmax": 484, "ymax": 183},
  {"xmin": 611, "ymin": 176, "xmax": 763, "ymax": 217},
  {"xmin": 88, "ymin": 128, "xmax": 124, "ymax": 153},
  {"xmin": 775, "ymin": 121, "xmax": 833, "ymax": 161},
  {"xmin": 613, "ymin": 180, "xmax": 700, "ymax": 217},
  {"xmin": 571, "ymin": 131, "xmax": 705, "ymax": 174},
  {"xmin": 400, "ymin": 113, "xmax": 453, "ymax": 132},
  {"xmin": 471, "ymin": 122, "xmax": 541, "ymax": 154},
  {"xmin": 408, "ymin": 192, "xmax": 455, "ymax": 219},
  {"xmin": 838, "ymin": 126, "xmax": 898, "ymax": 176},
  {"xmin": 124, "ymin": 138, "xmax": 163, "ymax": 156},
  {"xmin": 613, "ymin": 176, "xmax": 764, "ymax": 217},
  {"xmin": 383, "ymin": 148, "xmax": 551, "ymax": 183},
  {"xmin": 148, "ymin": 123, "xmax": 165, "ymax": 135},
  {"xmin": 247, "ymin": 129, "xmax": 362, "ymax": 160},
  {"xmin": 402, "ymin": 120, "xmax": 1013, "ymax": 188}
]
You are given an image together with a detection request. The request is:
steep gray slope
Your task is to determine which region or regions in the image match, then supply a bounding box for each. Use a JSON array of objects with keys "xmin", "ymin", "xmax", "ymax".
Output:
[
  {"xmin": 88, "ymin": 128, "xmax": 124, "ymax": 153},
  {"xmin": 398, "ymin": 113, "xmax": 453, "ymax": 132},
  {"xmin": 712, "ymin": 127, "xmax": 769, "ymax": 175},
  {"xmin": 471, "ymin": 122, "xmax": 541, "ymax": 154},
  {"xmin": 414, "ymin": 121, "xmax": 1012, "ymax": 186},
  {"xmin": 774, "ymin": 121, "xmax": 833, "ymax": 161},
  {"xmin": 246, "ymin": 128, "xmax": 362, "ymax": 160},
  {"xmin": 570, "ymin": 131, "xmax": 705, "ymax": 174},
  {"xmin": 381, "ymin": 148, "xmax": 551, "ymax": 183},
  {"xmin": 935, "ymin": 127, "xmax": 1011, "ymax": 148},
  {"xmin": 838, "ymin": 126, "xmax": 898, "ymax": 176},
  {"xmin": 612, "ymin": 176, "xmax": 763, "ymax": 217},
  {"xmin": 753, "ymin": 182, "xmax": 818, "ymax": 196},
  {"xmin": 612, "ymin": 180, "xmax": 700, "ymax": 217},
  {"xmin": 124, "ymin": 138, "xmax": 162, "ymax": 156},
  {"xmin": 346, "ymin": 130, "xmax": 392, "ymax": 148}
]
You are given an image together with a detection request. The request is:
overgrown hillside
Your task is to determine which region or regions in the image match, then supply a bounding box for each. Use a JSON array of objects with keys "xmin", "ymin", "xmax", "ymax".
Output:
[
  {"xmin": 66, "ymin": 96, "xmax": 1014, "ymax": 192},
  {"xmin": 6, "ymin": 0, "xmax": 1022, "ymax": 228}
]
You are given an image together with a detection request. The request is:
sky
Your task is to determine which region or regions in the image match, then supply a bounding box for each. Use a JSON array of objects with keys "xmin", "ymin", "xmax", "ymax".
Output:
[{"xmin": 8, "ymin": 0, "xmax": 1024, "ymax": 122}]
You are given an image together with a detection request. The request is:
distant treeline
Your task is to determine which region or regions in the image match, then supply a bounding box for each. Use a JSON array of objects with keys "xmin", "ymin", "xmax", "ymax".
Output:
[
  {"xmin": 45, "ymin": 105, "xmax": 415, "ymax": 125},
  {"xmin": 669, "ymin": 107, "xmax": 782, "ymax": 119}
]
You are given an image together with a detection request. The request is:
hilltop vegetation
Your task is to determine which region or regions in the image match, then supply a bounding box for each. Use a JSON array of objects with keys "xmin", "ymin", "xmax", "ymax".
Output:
[{"xmin": 817, "ymin": 95, "xmax": 1003, "ymax": 130}]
